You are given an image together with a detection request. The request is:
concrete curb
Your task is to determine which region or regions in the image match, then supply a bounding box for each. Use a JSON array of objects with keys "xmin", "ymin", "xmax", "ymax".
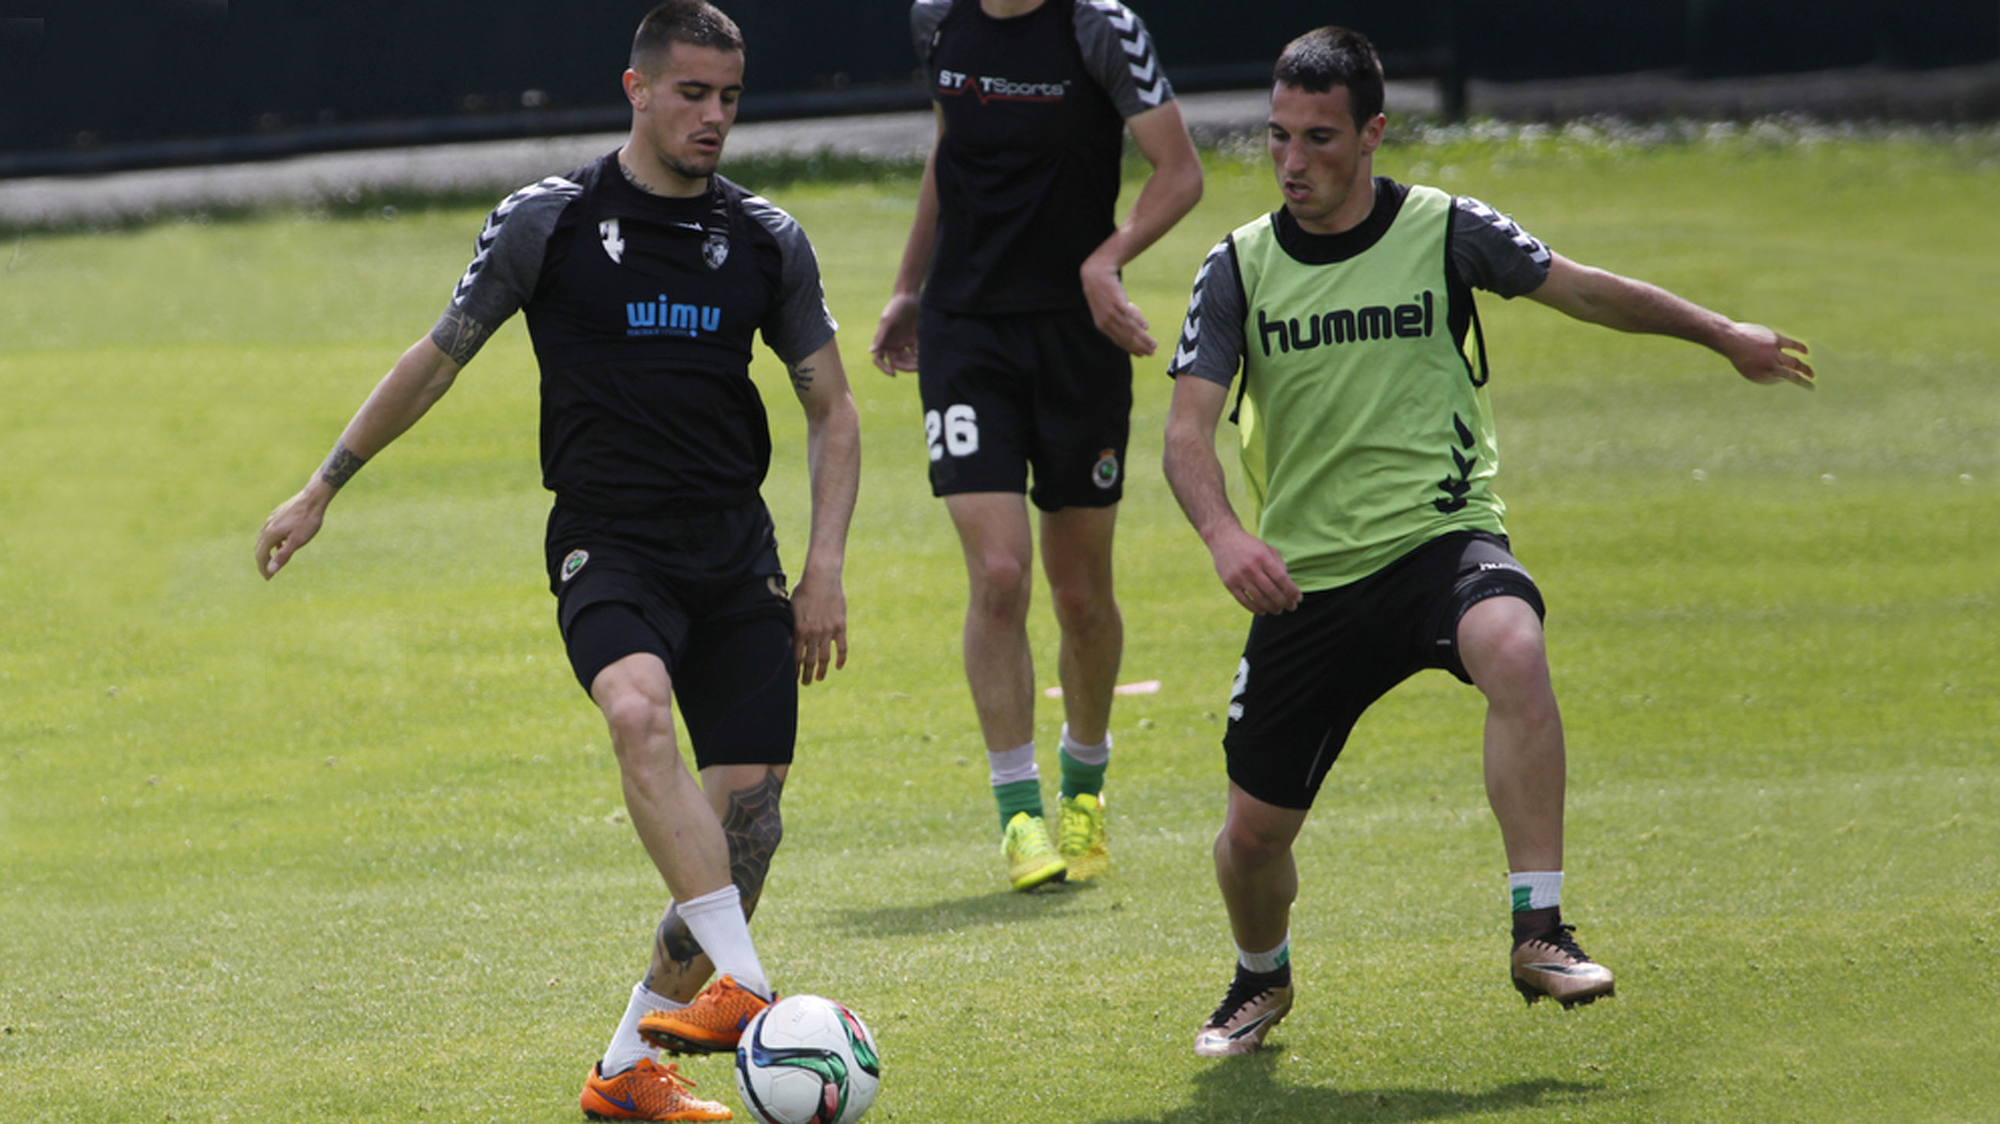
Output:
[{"xmin": 5, "ymin": 66, "xmax": 1995, "ymax": 230}]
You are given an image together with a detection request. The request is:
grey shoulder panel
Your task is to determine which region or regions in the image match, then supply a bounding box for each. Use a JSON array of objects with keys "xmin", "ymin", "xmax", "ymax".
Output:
[
  {"xmin": 741, "ymin": 192, "xmax": 838, "ymax": 367},
  {"xmin": 1449, "ymin": 194, "xmax": 1552, "ymax": 299},
  {"xmin": 1168, "ymin": 235, "xmax": 1245, "ymax": 387},
  {"xmin": 1072, "ymin": 0, "xmax": 1174, "ymax": 117},
  {"xmin": 447, "ymin": 176, "xmax": 582, "ymax": 321},
  {"xmin": 911, "ymin": 0, "xmax": 952, "ymax": 63}
]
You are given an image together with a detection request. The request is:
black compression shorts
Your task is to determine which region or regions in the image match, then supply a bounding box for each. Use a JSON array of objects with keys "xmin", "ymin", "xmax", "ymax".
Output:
[
  {"xmin": 1221, "ymin": 531, "xmax": 1546, "ymax": 810},
  {"xmin": 916, "ymin": 305, "xmax": 1132, "ymax": 511},
  {"xmin": 547, "ymin": 501, "xmax": 797, "ymax": 768}
]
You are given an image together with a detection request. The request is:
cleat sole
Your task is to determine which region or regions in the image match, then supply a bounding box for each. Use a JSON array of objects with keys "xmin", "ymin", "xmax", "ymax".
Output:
[
  {"xmin": 640, "ymin": 1033, "xmax": 732, "ymax": 1056},
  {"xmin": 1513, "ymin": 975, "xmax": 1615, "ymax": 1009},
  {"xmin": 1011, "ymin": 864, "xmax": 1068, "ymax": 892}
]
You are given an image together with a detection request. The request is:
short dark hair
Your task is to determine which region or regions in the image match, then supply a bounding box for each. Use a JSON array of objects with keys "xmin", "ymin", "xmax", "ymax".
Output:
[
  {"xmin": 631, "ymin": 0, "xmax": 743, "ymax": 75},
  {"xmin": 1273, "ymin": 26, "xmax": 1384, "ymax": 127}
]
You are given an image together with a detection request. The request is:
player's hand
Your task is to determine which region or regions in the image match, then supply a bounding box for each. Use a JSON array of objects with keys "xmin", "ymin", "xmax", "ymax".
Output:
[
  {"xmin": 1081, "ymin": 255, "xmax": 1156, "ymax": 357},
  {"xmin": 1208, "ymin": 525, "xmax": 1302, "ymax": 615},
  {"xmin": 1725, "ymin": 323, "xmax": 1815, "ymax": 390},
  {"xmin": 255, "ymin": 488, "xmax": 329, "ymax": 580},
  {"xmin": 870, "ymin": 293, "xmax": 922, "ymax": 377},
  {"xmin": 790, "ymin": 573, "xmax": 848, "ymax": 685}
]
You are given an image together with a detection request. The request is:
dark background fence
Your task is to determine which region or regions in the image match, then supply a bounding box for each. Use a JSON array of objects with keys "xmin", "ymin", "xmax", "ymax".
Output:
[{"xmin": 3, "ymin": 0, "xmax": 1996, "ymax": 177}]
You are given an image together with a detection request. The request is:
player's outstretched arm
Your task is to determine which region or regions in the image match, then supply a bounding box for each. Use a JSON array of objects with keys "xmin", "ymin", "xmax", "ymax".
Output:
[
  {"xmin": 1162, "ymin": 374, "xmax": 1302, "ymax": 616},
  {"xmin": 870, "ymin": 109, "xmax": 944, "ymax": 378},
  {"xmin": 254, "ymin": 335, "xmax": 463, "ymax": 579},
  {"xmin": 1080, "ymin": 100, "xmax": 1204, "ymax": 358},
  {"xmin": 1527, "ymin": 252, "xmax": 1815, "ymax": 390},
  {"xmin": 787, "ymin": 337, "xmax": 860, "ymax": 684}
]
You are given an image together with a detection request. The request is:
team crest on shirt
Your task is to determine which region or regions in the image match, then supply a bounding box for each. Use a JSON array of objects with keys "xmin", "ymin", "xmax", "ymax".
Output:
[
  {"xmin": 702, "ymin": 232, "xmax": 730, "ymax": 270},
  {"xmin": 561, "ymin": 549, "xmax": 590, "ymax": 582},
  {"xmin": 1092, "ymin": 448, "xmax": 1120, "ymax": 490},
  {"xmin": 599, "ymin": 218, "xmax": 624, "ymax": 264}
]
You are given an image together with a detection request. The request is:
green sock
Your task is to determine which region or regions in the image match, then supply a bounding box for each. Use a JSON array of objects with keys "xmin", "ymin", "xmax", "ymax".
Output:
[
  {"xmin": 994, "ymin": 779, "xmax": 1044, "ymax": 832},
  {"xmin": 1058, "ymin": 747, "xmax": 1107, "ymax": 800}
]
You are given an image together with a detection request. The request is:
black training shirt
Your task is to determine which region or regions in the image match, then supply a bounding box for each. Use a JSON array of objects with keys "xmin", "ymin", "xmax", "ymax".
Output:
[
  {"xmin": 912, "ymin": 0, "xmax": 1174, "ymax": 314},
  {"xmin": 436, "ymin": 154, "xmax": 836, "ymax": 516}
]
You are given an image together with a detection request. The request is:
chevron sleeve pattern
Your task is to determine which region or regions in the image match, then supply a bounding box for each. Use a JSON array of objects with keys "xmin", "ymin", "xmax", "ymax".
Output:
[
  {"xmin": 1167, "ymin": 235, "xmax": 1247, "ymax": 389},
  {"xmin": 1073, "ymin": 0, "xmax": 1174, "ymax": 117},
  {"xmin": 444, "ymin": 174, "xmax": 582, "ymax": 337}
]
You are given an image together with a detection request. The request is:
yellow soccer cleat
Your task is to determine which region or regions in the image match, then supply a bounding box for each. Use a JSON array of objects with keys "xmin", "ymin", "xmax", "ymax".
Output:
[
  {"xmin": 1057, "ymin": 792, "xmax": 1110, "ymax": 881},
  {"xmin": 1002, "ymin": 811, "xmax": 1067, "ymax": 891}
]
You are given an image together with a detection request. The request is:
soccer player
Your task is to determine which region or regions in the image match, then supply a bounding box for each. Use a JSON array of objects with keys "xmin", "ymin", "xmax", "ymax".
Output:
[
  {"xmin": 253, "ymin": 3, "xmax": 860, "ymax": 1117},
  {"xmin": 870, "ymin": 0, "xmax": 1203, "ymax": 891},
  {"xmin": 1162, "ymin": 26, "xmax": 1814, "ymax": 1057}
]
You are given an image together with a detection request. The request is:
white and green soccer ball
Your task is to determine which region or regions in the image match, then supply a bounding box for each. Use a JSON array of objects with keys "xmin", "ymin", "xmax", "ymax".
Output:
[{"xmin": 733, "ymin": 994, "xmax": 882, "ymax": 1124}]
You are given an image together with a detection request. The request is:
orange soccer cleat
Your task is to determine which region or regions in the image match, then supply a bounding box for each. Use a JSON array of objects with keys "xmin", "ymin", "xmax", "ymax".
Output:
[
  {"xmin": 637, "ymin": 974, "xmax": 773, "ymax": 1055},
  {"xmin": 580, "ymin": 1058, "xmax": 732, "ymax": 1121}
]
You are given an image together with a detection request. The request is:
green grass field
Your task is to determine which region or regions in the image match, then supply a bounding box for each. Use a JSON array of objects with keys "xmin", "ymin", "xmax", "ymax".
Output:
[{"xmin": 3, "ymin": 124, "xmax": 1997, "ymax": 1123}]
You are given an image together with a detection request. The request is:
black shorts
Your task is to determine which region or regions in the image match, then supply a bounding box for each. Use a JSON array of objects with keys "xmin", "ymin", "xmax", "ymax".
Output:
[
  {"xmin": 546, "ymin": 501, "xmax": 797, "ymax": 769},
  {"xmin": 916, "ymin": 305, "xmax": 1132, "ymax": 511},
  {"xmin": 1222, "ymin": 531, "xmax": 1546, "ymax": 810}
]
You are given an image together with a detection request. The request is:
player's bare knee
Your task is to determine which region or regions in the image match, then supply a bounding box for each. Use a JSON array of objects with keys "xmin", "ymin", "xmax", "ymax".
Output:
[
  {"xmin": 1218, "ymin": 815, "xmax": 1292, "ymax": 871},
  {"xmin": 1461, "ymin": 602, "xmax": 1548, "ymax": 692},
  {"xmin": 598, "ymin": 688, "xmax": 666, "ymax": 748},
  {"xmin": 965, "ymin": 550, "xmax": 1032, "ymax": 620}
]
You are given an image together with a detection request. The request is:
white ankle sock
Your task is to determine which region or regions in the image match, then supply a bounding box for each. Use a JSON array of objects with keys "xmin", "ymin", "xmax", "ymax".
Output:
[
  {"xmin": 1238, "ymin": 937, "xmax": 1290, "ymax": 975},
  {"xmin": 987, "ymin": 741, "xmax": 1039, "ymax": 786},
  {"xmin": 1058, "ymin": 723, "xmax": 1110, "ymax": 765},
  {"xmin": 1508, "ymin": 870, "xmax": 1564, "ymax": 912},
  {"xmin": 676, "ymin": 885, "xmax": 770, "ymax": 999},
  {"xmin": 602, "ymin": 982, "xmax": 682, "ymax": 1076}
]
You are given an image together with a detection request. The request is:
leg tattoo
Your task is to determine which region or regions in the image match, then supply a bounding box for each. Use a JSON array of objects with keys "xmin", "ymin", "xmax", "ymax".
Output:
[
  {"xmin": 642, "ymin": 771, "xmax": 787, "ymax": 995},
  {"xmin": 720, "ymin": 770, "xmax": 786, "ymax": 918}
]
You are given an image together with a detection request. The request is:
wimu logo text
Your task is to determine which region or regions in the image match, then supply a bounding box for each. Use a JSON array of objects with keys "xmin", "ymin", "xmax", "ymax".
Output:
[{"xmin": 626, "ymin": 295, "xmax": 723, "ymax": 338}]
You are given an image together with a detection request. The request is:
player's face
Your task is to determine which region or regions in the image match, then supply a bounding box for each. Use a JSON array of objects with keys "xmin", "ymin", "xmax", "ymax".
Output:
[
  {"xmin": 1267, "ymin": 83, "xmax": 1386, "ymax": 235},
  {"xmin": 626, "ymin": 42, "xmax": 745, "ymax": 190}
]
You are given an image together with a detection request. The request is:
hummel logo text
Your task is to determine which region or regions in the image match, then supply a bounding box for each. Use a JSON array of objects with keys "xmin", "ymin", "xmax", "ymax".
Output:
[{"xmin": 1257, "ymin": 291, "xmax": 1436, "ymax": 356}]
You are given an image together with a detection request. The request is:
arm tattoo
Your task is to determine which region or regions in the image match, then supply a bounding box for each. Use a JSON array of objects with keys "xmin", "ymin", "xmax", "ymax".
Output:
[
  {"xmin": 318, "ymin": 443, "xmax": 367, "ymax": 489},
  {"xmin": 788, "ymin": 362, "xmax": 815, "ymax": 395},
  {"xmin": 644, "ymin": 771, "xmax": 788, "ymax": 987},
  {"xmin": 430, "ymin": 304, "xmax": 494, "ymax": 366}
]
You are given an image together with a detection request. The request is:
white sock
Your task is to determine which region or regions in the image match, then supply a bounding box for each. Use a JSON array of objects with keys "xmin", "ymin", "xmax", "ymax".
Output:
[
  {"xmin": 1058, "ymin": 723, "xmax": 1110, "ymax": 765},
  {"xmin": 677, "ymin": 885, "xmax": 770, "ymax": 999},
  {"xmin": 1238, "ymin": 937, "xmax": 1290, "ymax": 975},
  {"xmin": 602, "ymin": 982, "xmax": 682, "ymax": 1076},
  {"xmin": 987, "ymin": 741, "xmax": 1039, "ymax": 786},
  {"xmin": 1508, "ymin": 870, "xmax": 1564, "ymax": 912}
]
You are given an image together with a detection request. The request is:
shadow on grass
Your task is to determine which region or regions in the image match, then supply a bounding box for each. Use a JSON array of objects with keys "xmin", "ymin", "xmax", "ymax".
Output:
[
  {"xmin": 1099, "ymin": 1052, "xmax": 1605, "ymax": 1124},
  {"xmin": 832, "ymin": 879, "xmax": 1102, "ymax": 937}
]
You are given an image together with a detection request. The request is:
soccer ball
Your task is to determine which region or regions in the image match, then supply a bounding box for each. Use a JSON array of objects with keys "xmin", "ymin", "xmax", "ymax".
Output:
[{"xmin": 734, "ymin": 994, "xmax": 881, "ymax": 1124}]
